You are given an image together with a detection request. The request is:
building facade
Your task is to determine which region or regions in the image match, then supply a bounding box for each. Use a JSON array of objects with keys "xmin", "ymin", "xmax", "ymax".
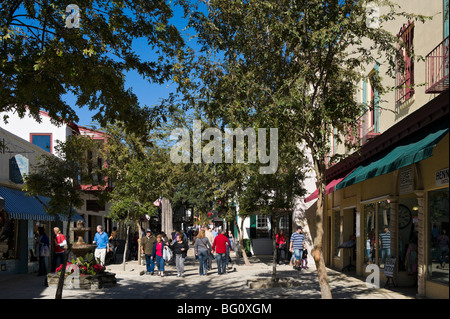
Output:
[
  {"xmin": 0, "ymin": 127, "xmax": 83, "ymax": 274},
  {"xmin": 0, "ymin": 109, "xmax": 113, "ymax": 244},
  {"xmin": 318, "ymin": 0, "xmax": 449, "ymax": 299}
]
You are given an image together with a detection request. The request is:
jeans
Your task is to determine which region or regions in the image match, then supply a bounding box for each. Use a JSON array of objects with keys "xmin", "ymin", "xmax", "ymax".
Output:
[
  {"xmin": 277, "ymin": 248, "xmax": 286, "ymax": 264},
  {"xmin": 145, "ymin": 254, "xmax": 155, "ymax": 273},
  {"xmin": 216, "ymin": 253, "xmax": 227, "ymax": 274},
  {"xmin": 381, "ymin": 248, "xmax": 390, "ymax": 263},
  {"xmin": 198, "ymin": 250, "xmax": 208, "ymax": 275},
  {"xmin": 155, "ymin": 255, "xmax": 165, "ymax": 272},
  {"xmin": 294, "ymin": 249, "xmax": 303, "ymax": 261}
]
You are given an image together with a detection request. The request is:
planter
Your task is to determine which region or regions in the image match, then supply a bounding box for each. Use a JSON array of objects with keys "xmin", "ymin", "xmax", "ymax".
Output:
[{"xmin": 47, "ymin": 272, "xmax": 117, "ymax": 290}]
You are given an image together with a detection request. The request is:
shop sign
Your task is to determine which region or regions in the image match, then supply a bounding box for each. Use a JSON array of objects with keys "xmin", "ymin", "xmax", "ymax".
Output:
[
  {"xmin": 384, "ymin": 258, "xmax": 396, "ymax": 278},
  {"xmin": 435, "ymin": 168, "xmax": 449, "ymax": 186},
  {"xmin": 399, "ymin": 166, "xmax": 414, "ymax": 195}
]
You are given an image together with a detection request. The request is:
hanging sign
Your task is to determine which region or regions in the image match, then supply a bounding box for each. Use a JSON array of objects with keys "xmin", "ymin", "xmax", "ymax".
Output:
[
  {"xmin": 399, "ymin": 166, "xmax": 414, "ymax": 195},
  {"xmin": 9, "ymin": 154, "xmax": 29, "ymax": 184}
]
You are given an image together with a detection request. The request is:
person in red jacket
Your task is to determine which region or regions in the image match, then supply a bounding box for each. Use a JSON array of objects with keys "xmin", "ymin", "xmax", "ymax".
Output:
[{"xmin": 212, "ymin": 229, "xmax": 231, "ymax": 275}]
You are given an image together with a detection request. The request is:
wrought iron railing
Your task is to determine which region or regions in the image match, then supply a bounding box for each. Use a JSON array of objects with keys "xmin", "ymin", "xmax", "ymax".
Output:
[{"xmin": 425, "ymin": 36, "xmax": 449, "ymax": 93}]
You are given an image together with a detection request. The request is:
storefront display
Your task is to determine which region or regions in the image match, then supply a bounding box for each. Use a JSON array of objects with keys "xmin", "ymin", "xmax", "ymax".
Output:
[
  {"xmin": 363, "ymin": 200, "xmax": 390, "ymax": 268},
  {"xmin": 0, "ymin": 211, "xmax": 17, "ymax": 260}
]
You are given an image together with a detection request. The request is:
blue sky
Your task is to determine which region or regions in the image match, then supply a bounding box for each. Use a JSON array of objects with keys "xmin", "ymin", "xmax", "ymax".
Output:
[{"xmin": 67, "ymin": 3, "xmax": 196, "ymax": 128}]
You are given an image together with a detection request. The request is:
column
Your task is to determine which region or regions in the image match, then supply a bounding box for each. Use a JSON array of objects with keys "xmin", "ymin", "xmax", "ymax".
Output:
[
  {"xmin": 389, "ymin": 196, "xmax": 399, "ymax": 279},
  {"xmin": 415, "ymin": 191, "xmax": 426, "ymax": 297}
]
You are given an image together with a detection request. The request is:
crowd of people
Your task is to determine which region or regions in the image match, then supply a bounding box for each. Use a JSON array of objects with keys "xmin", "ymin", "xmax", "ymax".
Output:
[
  {"xmin": 34, "ymin": 223, "xmax": 309, "ymax": 279},
  {"xmin": 140, "ymin": 225, "xmax": 235, "ymax": 277}
]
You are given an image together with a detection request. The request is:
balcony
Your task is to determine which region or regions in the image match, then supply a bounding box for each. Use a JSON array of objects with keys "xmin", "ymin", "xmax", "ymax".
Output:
[{"xmin": 425, "ymin": 36, "xmax": 449, "ymax": 93}]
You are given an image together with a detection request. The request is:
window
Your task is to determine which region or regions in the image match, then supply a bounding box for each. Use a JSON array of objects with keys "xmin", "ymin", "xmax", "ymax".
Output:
[
  {"xmin": 256, "ymin": 215, "xmax": 270, "ymax": 238},
  {"xmin": 363, "ymin": 200, "xmax": 390, "ymax": 268},
  {"xmin": 0, "ymin": 211, "xmax": 17, "ymax": 260},
  {"xmin": 30, "ymin": 133, "xmax": 52, "ymax": 153},
  {"xmin": 368, "ymin": 64, "xmax": 380, "ymax": 133},
  {"xmin": 396, "ymin": 21, "xmax": 415, "ymax": 104},
  {"xmin": 86, "ymin": 200, "xmax": 105, "ymax": 212},
  {"xmin": 428, "ymin": 188, "xmax": 449, "ymax": 285}
]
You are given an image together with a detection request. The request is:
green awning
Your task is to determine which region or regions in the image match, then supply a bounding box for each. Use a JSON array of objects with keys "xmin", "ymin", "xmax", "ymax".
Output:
[{"xmin": 335, "ymin": 123, "xmax": 449, "ymax": 191}]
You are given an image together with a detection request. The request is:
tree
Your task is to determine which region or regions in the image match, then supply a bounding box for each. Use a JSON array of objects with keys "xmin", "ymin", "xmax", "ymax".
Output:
[
  {"xmin": 98, "ymin": 123, "xmax": 162, "ymax": 270},
  {"xmin": 1, "ymin": 0, "xmax": 185, "ymax": 135},
  {"xmin": 175, "ymin": 0, "xmax": 429, "ymax": 298},
  {"xmin": 24, "ymin": 134, "xmax": 96, "ymax": 299},
  {"xmin": 237, "ymin": 142, "xmax": 305, "ymax": 279}
]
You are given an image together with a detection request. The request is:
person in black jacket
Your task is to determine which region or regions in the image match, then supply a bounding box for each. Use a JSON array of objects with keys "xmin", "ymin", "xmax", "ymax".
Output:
[{"xmin": 170, "ymin": 233, "xmax": 189, "ymax": 277}]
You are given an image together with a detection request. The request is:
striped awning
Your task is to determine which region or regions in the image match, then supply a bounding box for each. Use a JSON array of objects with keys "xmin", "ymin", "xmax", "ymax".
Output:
[
  {"xmin": 0, "ymin": 185, "xmax": 55, "ymax": 221},
  {"xmin": 0, "ymin": 186, "xmax": 84, "ymax": 222},
  {"xmin": 36, "ymin": 196, "xmax": 84, "ymax": 222}
]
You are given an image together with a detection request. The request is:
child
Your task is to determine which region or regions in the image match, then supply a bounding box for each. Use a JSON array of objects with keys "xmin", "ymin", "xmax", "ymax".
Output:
[{"xmin": 301, "ymin": 249, "xmax": 308, "ymax": 269}]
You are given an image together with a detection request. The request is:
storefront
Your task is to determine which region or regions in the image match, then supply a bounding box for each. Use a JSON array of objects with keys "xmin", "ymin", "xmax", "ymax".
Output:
[
  {"xmin": 0, "ymin": 185, "xmax": 84, "ymax": 275},
  {"xmin": 324, "ymin": 101, "xmax": 449, "ymax": 298}
]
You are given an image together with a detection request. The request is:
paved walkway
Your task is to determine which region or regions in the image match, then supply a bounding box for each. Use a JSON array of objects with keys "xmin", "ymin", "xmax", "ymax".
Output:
[{"xmin": 0, "ymin": 249, "xmax": 417, "ymax": 300}]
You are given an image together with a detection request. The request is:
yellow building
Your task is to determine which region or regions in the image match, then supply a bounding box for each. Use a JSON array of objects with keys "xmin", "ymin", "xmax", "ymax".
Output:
[{"xmin": 320, "ymin": 0, "xmax": 449, "ymax": 299}]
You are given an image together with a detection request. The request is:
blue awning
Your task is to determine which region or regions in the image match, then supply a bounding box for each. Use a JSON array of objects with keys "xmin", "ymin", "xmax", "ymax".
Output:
[
  {"xmin": 0, "ymin": 186, "xmax": 84, "ymax": 222},
  {"xmin": 36, "ymin": 196, "xmax": 85, "ymax": 222},
  {"xmin": 0, "ymin": 186, "xmax": 55, "ymax": 221}
]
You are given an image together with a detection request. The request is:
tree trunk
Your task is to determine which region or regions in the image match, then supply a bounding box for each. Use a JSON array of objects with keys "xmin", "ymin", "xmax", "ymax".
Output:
[
  {"xmin": 235, "ymin": 216, "xmax": 252, "ymax": 266},
  {"xmin": 272, "ymin": 215, "xmax": 279, "ymax": 282},
  {"xmin": 161, "ymin": 198, "xmax": 173, "ymax": 239},
  {"xmin": 136, "ymin": 219, "xmax": 143, "ymax": 265},
  {"xmin": 55, "ymin": 214, "xmax": 72, "ymax": 299},
  {"xmin": 122, "ymin": 223, "xmax": 130, "ymax": 272},
  {"xmin": 312, "ymin": 155, "xmax": 333, "ymax": 299}
]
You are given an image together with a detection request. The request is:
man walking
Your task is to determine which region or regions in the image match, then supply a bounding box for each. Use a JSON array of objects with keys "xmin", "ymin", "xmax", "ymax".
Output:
[
  {"xmin": 205, "ymin": 226, "xmax": 214, "ymax": 270},
  {"xmin": 93, "ymin": 225, "xmax": 110, "ymax": 266},
  {"xmin": 290, "ymin": 226, "xmax": 305, "ymax": 271},
  {"xmin": 212, "ymin": 229, "xmax": 231, "ymax": 275},
  {"xmin": 141, "ymin": 229, "xmax": 156, "ymax": 275}
]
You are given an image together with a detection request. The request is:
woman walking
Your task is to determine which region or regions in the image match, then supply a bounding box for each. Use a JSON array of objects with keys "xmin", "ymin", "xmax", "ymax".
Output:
[
  {"xmin": 170, "ymin": 232, "xmax": 189, "ymax": 277},
  {"xmin": 194, "ymin": 230, "xmax": 211, "ymax": 276},
  {"xmin": 35, "ymin": 227, "xmax": 50, "ymax": 276},
  {"xmin": 276, "ymin": 230, "xmax": 287, "ymax": 265},
  {"xmin": 151, "ymin": 235, "xmax": 166, "ymax": 277}
]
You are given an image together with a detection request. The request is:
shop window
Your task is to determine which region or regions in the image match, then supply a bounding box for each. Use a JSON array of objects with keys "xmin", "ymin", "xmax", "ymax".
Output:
[
  {"xmin": 363, "ymin": 200, "xmax": 390, "ymax": 268},
  {"xmin": 334, "ymin": 210, "xmax": 341, "ymax": 257},
  {"xmin": 0, "ymin": 212, "xmax": 17, "ymax": 260},
  {"xmin": 428, "ymin": 188, "xmax": 449, "ymax": 285}
]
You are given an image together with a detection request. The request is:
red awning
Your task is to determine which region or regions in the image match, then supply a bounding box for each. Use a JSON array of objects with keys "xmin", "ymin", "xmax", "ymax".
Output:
[{"xmin": 304, "ymin": 169, "xmax": 355, "ymax": 203}]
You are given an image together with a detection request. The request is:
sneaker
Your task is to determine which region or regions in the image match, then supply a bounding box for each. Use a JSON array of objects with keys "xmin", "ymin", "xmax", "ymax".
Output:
[{"xmin": 161, "ymin": 272, "xmax": 164, "ymax": 277}]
